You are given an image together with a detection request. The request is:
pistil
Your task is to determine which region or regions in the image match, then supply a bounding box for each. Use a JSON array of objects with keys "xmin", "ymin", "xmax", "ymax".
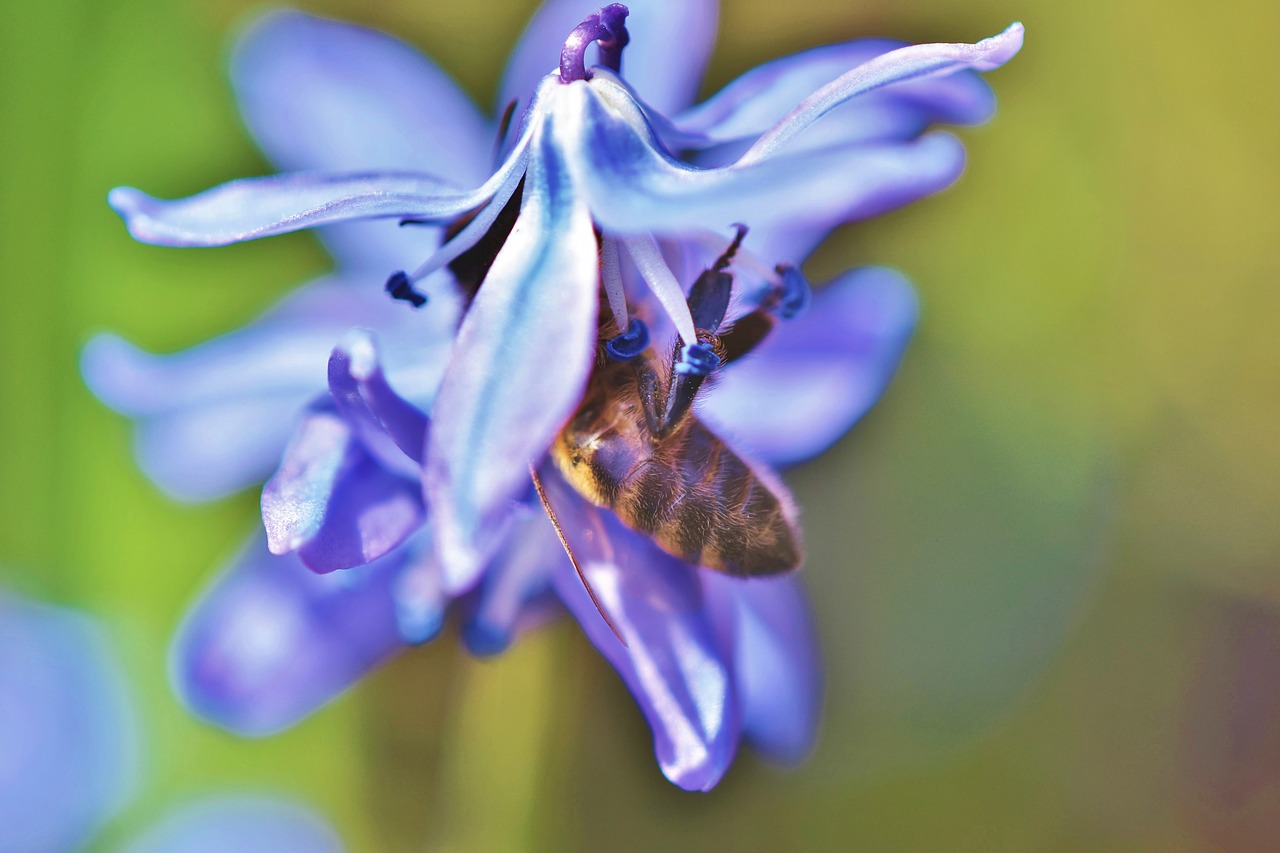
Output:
[{"xmin": 559, "ymin": 4, "xmax": 630, "ymax": 84}]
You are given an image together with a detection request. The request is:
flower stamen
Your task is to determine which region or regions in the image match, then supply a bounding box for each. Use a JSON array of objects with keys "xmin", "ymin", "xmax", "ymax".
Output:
[
  {"xmin": 384, "ymin": 271, "xmax": 427, "ymax": 308},
  {"xmin": 605, "ymin": 318, "xmax": 650, "ymax": 361},
  {"xmin": 674, "ymin": 341, "xmax": 720, "ymax": 376},
  {"xmin": 770, "ymin": 265, "xmax": 812, "ymax": 319},
  {"xmin": 600, "ymin": 237, "xmax": 628, "ymax": 331},
  {"xmin": 620, "ymin": 233, "xmax": 697, "ymax": 345},
  {"xmin": 403, "ymin": 166, "xmax": 527, "ymax": 286},
  {"xmin": 559, "ymin": 4, "xmax": 630, "ymax": 84}
]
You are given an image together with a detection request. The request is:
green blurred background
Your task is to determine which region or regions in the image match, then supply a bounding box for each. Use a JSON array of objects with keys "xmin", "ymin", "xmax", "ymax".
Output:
[{"xmin": 2, "ymin": 0, "xmax": 1277, "ymax": 849}]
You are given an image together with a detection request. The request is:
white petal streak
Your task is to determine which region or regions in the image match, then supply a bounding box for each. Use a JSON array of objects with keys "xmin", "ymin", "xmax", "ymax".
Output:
[{"xmin": 425, "ymin": 121, "xmax": 599, "ymax": 590}]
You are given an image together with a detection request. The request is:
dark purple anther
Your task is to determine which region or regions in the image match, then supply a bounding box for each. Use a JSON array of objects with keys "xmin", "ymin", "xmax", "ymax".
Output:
[
  {"xmin": 674, "ymin": 342, "xmax": 720, "ymax": 377},
  {"xmin": 772, "ymin": 265, "xmax": 812, "ymax": 320},
  {"xmin": 559, "ymin": 4, "xmax": 630, "ymax": 84},
  {"xmin": 385, "ymin": 270, "xmax": 427, "ymax": 308},
  {"xmin": 605, "ymin": 317, "xmax": 649, "ymax": 361}
]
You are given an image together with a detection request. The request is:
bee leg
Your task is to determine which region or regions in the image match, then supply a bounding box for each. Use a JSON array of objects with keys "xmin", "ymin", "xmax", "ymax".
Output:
[
  {"xmin": 716, "ymin": 310, "xmax": 774, "ymax": 364},
  {"xmin": 717, "ymin": 264, "xmax": 812, "ymax": 365},
  {"xmin": 630, "ymin": 337, "xmax": 719, "ymax": 440},
  {"xmin": 637, "ymin": 360, "xmax": 666, "ymax": 436},
  {"xmin": 645, "ymin": 338, "xmax": 716, "ymax": 435}
]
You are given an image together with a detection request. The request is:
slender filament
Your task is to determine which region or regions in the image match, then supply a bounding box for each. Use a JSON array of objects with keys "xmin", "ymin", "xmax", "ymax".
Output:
[
  {"xmin": 600, "ymin": 237, "xmax": 629, "ymax": 331},
  {"xmin": 621, "ymin": 233, "xmax": 697, "ymax": 345}
]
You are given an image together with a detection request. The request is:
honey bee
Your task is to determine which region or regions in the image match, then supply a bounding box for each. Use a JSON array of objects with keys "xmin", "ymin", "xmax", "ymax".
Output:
[{"xmin": 547, "ymin": 230, "xmax": 803, "ymax": 576}]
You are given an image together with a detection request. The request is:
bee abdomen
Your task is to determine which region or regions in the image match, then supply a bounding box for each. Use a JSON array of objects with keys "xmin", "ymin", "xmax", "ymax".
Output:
[{"xmin": 622, "ymin": 421, "xmax": 801, "ymax": 576}]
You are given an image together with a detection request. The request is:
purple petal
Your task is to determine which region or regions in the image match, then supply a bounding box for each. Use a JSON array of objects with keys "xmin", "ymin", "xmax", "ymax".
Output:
[
  {"xmin": 461, "ymin": 509, "xmax": 563, "ymax": 656},
  {"xmin": 108, "ymin": 171, "xmax": 483, "ymax": 247},
  {"xmin": 0, "ymin": 592, "xmax": 138, "ymax": 853},
  {"xmin": 82, "ymin": 276, "xmax": 454, "ymax": 502},
  {"xmin": 699, "ymin": 267, "xmax": 918, "ymax": 467},
  {"xmin": 500, "ymin": 0, "xmax": 718, "ymax": 116},
  {"xmin": 391, "ymin": 547, "xmax": 450, "ymax": 645},
  {"xmin": 557, "ymin": 83, "xmax": 966, "ymax": 234},
  {"xmin": 88, "ymin": 362, "xmax": 307, "ymax": 501},
  {"xmin": 327, "ymin": 330, "xmax": 429, "ymax": 468},
  {"xmin": 703, "ymin": 572, "xmax": 821, "ymax": 764},
  {"xmin": 82, "ymin": 275, "xmax": 444, "ymax": 415},
  {"xmin": 742, "ymin": 23, "xmax": 1024, "ymax": 162},
  {"xmin": 675, "ymin": 39, "xmax": 995, "ymax": 145},
  {"xmin": 262, "ymin": 405, "xmax": 424, "ymax": 573},
  {"xmin": 540, "ymin": 469, "xmax": 739, "ymax": 791},
  {"xmin": 425, "ymin": 126, "xmax": 598, "ymax": 590},
  {"xmin": 232, "ymin": 10, "xmax": 490, "ymax": 180},
  {"xmin": 172, "ymin": 534, "xmax": 410, "ymax": 734},
  {"xmin": 230, "ymin": 10, "xmax": 492, "ymax": 271},
  {"xmin": 123, "ymin": 794, "xmax": 342, "ymax": 853}
]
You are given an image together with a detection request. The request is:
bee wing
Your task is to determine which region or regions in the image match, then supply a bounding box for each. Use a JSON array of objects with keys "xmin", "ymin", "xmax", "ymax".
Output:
[
  {"xmin": 668, "ymin": 417, "xmax": 805, "ymax": 576},
  {"xmin": 529, "ymin": 464, "xmax": 627, "ymax": 645}
]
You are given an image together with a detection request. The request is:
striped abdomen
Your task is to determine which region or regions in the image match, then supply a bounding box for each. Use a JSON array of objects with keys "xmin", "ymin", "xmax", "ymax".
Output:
[{"xmin": 552, "ymin": 399, "xmax": 802, "ymax": 576}]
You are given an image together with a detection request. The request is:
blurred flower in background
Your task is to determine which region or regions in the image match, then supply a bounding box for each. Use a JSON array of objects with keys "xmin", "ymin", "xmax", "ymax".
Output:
[
  {"xmin": 122, "ymin": 793, "xmax": 342, "ymax": 853},
  {"xmin": 85, "ymin": 0, "xmax": 1021, "ymax": 792},
  {"xmin": 0, "ymin": 590, "xmax": 137, "ymax": 852},
  {"xmin": 0, "ymin": 587, "xmax": 340, "ymax": 851}
]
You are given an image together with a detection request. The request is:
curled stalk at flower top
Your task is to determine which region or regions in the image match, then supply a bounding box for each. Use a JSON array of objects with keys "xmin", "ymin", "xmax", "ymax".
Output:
[{"xmin": 560, "ymin": 3, "xmax": 630, "ymax": 82}]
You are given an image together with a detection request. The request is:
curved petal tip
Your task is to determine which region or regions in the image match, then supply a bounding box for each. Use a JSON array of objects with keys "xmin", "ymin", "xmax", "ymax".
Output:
[{"xmin": 981, "ymin": 22, "xmax": 1025, "ymax": 69}]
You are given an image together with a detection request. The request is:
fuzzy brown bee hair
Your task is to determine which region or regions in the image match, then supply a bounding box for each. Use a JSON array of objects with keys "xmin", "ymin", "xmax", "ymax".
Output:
[{"xmin": 549, "ymin": 228, "xmax": 806, "ymax": 576}]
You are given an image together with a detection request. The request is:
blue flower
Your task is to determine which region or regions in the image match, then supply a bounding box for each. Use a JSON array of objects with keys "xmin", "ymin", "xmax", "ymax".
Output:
[
  {"xmin": 88, "ymin": 3, "xmax": 1022, "ymax": 790},
  {"xmin": 122, "ymin": 794, "xmax": 342, "ymax": 853},
  {"xmin": 0, "ymin": 591, "xmax": 138, "ymax": 851},
  {"xmin": 0, "ymin": 586, "xmax": 343, "ymax": 850}
]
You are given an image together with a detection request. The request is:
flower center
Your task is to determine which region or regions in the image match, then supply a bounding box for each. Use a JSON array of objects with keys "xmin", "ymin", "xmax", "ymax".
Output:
[{"xmin": 559, "ymin": 4, "xmax": 630, "ymax": 84}]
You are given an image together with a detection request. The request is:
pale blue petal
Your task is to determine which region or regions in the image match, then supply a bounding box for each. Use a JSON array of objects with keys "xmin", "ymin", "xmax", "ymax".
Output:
[
  {"xmin": 82, "ymin": 275, "xmax": 453, "ymax": 502},
  {"xmin": 461, "ymin": 509, "xmax": 563, "ymax": 656},
  {"xmin": 232, "ymin": 10, "xmax": 491, "ymax": 180},
  {"xmin": 124, "ymin": 794, "xmax": 342, "ymax": 853},
  {"xmin": 700, "ymin": 267, "xmax": 918, "ymax": 466},
  {"xmin": 703, "ymin": 572, "xmax": 821, "ymax": 764},
  {"xmin": 675, "ymin": 39, "xmax": 994, "ymax": 145},
  {"xmin": 231, "ymin": 10, "xmax": 492, "ymax": 271},
  {"xmin": 108, "ymin": 171, "xmax": 482, "ymax": 247},
  {"xmin": 742, "ymin": 23, "xmax": 1024, "ymax": 162},
  {"xmin": 261, "ymin": 405, "xmax": 424, "ymax": 573},
  {"xmin": 500, "ymin": 0, "xmax": 718, "ymax": 115},
  {"xmin": 425, "ymin": 124, "xmax": 598, "ymax": 591},
  {"xmin": 557, "ymin": 83, "xmax": 968, "ymax": 233},
  {"xmin": 314, "ymin": 218, "xmax": 444, "ymax": 277},
  {"xmin": 540, "ymin": 469, "xmax": 739, "ymax": 791},
  {"xmin": 133, "ymin": 396, "xmax": 307, "ymax": 502},
  {"xmin": 172, "ymin": 534, "xmax": 408, "ymax": 734},
  {"xmin": 0, "ymin": 592, "xmax": 138, "ymax": 853}
]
